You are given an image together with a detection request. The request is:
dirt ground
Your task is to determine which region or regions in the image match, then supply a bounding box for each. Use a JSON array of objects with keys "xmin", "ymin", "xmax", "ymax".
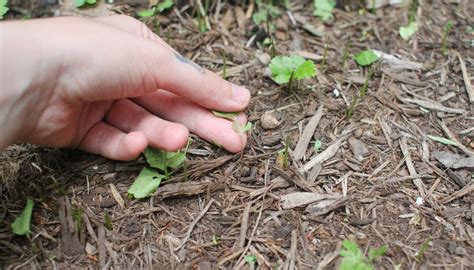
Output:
[{"xmin": 1, "ymin": 0, "xmax": 473, "ymax": 269}]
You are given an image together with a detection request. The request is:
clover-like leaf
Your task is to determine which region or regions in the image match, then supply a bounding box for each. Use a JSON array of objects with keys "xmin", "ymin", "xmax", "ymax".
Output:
[
  {"xmin": 11, "ymin": 199, "xmax": 34, "ymax": 236},
  {"xmin": 294, "ymin": 60, "xmax": 317, "ymax": 80},
  {"xmin": 354, "ymin": 50, "xmax": 380, "ymax": 66},
  {"xmin": 399, "ymin": 21, "xmax": 418, "ymax": 40},
  {"xmin": 269, "ymin": 55, "xmax": 316, "ymax": 84},
  {"xmin": 313, "ymin": 0, "xmax": 336, "ymax": 21},
  {"xmin": 127, "ymin": 167, "xmax": 165, "ymax": 199}
]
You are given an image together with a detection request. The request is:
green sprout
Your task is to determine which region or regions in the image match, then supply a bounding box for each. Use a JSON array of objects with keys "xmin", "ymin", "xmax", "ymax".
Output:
[
  {"xmin": 415, "ymin": 237, "xmax": 431, "ymax": 262},
  {"xmin": 212, "ymin": 111, "xmax": 252, "ymax": 136},
  {"xmin": 354, "ymin": 50, "xmax": 380, "ymax": 67},
  {"xmin": 0, "ymin": 0, "xmax": 9, "ymax": 19},
  {"xmin": 127, "ymin": 148, "xmax": 185, "ymax": 199},
  {"xmin": 74, "ymin": 0, "xmax": 96, "ymax": 8},
  {"xmin": 441, "ymin": 20, "xmax": 453, "ymax": 55},
  {"xmin": 347, "ymin": 66, "xmax": 374, "ymax": 119},
  {"xmin": 253, "ymin": 0, "xmax": 281, "ymax": 25},
  {"xmin": 269, "ymin": 55, "xmax": 317, "ymax": 91},
  {"xmin": 313, "ymin": 0, "xmax": 336, "ymax": 21},
  {"xmin": 244, "ymin": 254, "xmax": 257, "ymax": 267},
  {"xmin": 104, "ymin": 211, "xmax": 113, "ymax": 230},
  {"xmin": 212, "ymin": 234, "xmax": 220, "ymax": 245},
  {"xmin": 339, "ymin": 239, "xmax": 388, "ymax": 270},
  {"xmin": 276, "ymin": 136, "xmax": 290, "ymax": 168},
  {"xmin": 341, "ymin": 40, "xmax": 351, "ymax": 71},
  {"xmin": 11, "ymin": 199, "xmax": 34, "ymax": 236},
  {"xmin": 137, "ymin": 0, "xmax": 174, "ymax": 18},
  {"xmin": 399, "ymin": 21, "xmax": 418, "ymax": 40}
]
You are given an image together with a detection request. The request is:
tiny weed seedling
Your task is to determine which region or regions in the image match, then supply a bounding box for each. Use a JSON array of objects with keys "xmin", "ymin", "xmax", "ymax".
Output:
[
  {"xmin": 74, "ymin": 0, "xmax": 96, "ymax": 8},
  {"xmin": 212, "ymin": 111, "xmax": 252, "ymax": 136},
  {"xmin": 313, "ymin": 0, "xmax": 336, "ymax": 22},
  {"xmin": 441, "ymin": 20, "xmax": 453, "ymax": 55},
  {"xmin": 341, "ymin": 40, "xmax": 351, "ymax": 71},
  {"xmin": 339, "ymin": 239, "xmax": 388, "ymax": 270},
  {"xmin": 127, "ymin": 147, "xmax": 186, "ymax": 199},
  {"xmin": 276, "ymin": 136, "xmax": 290, "ymax": 168},
  {"xmin": 253, "ymin": 0, "xmax": 281, "ymax": 26},
  {"xmin": 0, "ymin": 0, "xmax": 8, "ymax": 19},
  {"xmin": 244, "ymin": 254, "xmax": 257, "ymax": 267},
  {"xmin": 104, "ymin": 211, "xmax": 113, "ymax": 230},
  {"xmin": 399, "ymin": 0, "xmax": 419, "ymax": 40},
  {"xmin": 269, "ymin": 55, "xmax": 317, "ymax": 91},
  {"xmin": 137, "ymin": 0, "xmax": 174, "ymax": 18},
  {"xmin": 212, "ymin": 234, "xmax": 220, "ymax": 245},
  {"xmin": 347, "ymin": 50, "xmax": 380, "ymax": 119},
  {"xmin": 415, "ymin": 237, "xmax": 432, "ymax": 262},
  {"xmin": 11, "ymin": 199, "xmax": 34, "ymax": 236}
]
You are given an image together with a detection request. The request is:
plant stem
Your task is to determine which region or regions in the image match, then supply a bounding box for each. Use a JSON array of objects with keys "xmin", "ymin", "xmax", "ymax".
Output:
[
  {"xmin": 347, "ymin": 66, "xmax": 373, "ymax": 119},
  {"xmin": 321, "ymin": 44, "xmax": 328, "ymax": 71},
  {"xmin": 288, "ymin": 71, "xmax": 295, "ymax": 92},
  {"xmin": 342, "ymin": 40, "xmax": 351, "ymax": 72}
]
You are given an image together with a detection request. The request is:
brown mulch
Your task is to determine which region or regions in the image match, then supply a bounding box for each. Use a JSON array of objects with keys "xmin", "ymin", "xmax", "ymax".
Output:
[{"xmin": 1, "ymin": 0, "xmax": 473, "ymax": 269}]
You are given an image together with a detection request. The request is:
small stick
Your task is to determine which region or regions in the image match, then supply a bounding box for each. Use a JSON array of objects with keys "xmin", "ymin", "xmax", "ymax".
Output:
[
  {"xmin": 174, "ymin": 199, "xmax": 215, "ymax": 251},
  {"xmin": 455, "ymin": 51, "xmax": 473, "ymax": 103}
]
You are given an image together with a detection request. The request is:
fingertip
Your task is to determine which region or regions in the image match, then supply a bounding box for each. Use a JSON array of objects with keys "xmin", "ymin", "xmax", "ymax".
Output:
[
  {"xmin": 231, "ymin": 84, "xmax": 251, "ymax": 109},
  {"xmin": 158, "ymin": 124, "xmax": 190, "ymax": 152},
  {"xmin": 121, "ymin": 131, "xmax": 148, "ymax": 160}
]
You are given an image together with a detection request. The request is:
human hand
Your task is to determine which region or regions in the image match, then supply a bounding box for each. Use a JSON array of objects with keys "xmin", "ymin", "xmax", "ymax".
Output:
[{"xmin": 0, "ymin": 15, "xmax": 250, "ymax": 160}]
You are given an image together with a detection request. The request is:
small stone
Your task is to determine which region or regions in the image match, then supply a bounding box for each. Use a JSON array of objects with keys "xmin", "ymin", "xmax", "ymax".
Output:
[
  {"xmin": 348, "ymin": 138, "xmax": 369, "ymax": 160},
  {"xmin": 85, "ymin": 242, "xmax": 97, "ymax": 255},
  {"xmin": 260, "ymin": 113, "xmax": 280, "ymax": 130},
  {"xmin": 255, "ymin": 51, "xmax": 271, "ymax": 66},
  {"xmin": 454, "ymin": 246, "xmax": 466, "ymax": 256}
]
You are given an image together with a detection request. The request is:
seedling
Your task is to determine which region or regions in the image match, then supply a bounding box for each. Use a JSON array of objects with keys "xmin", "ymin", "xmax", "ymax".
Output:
[
  {"xmin": 137, "ymin": 0, "xmax": 174, "ymax": 18},
  {"xmin": 347, "ymin": 66, "xmax": 374, "ymax": 119},
  {"xmin": 127, "ymin": 148, "xmax": 185, "ymax": 199},
  {"xmin": 314, "ymin": 139, "xmax": 322, "ymax": 152},
  {"xmin": 212, "ymin": 111, "xmax": 252, "ymax": 136},
  {"xmin": 11, "ymin": 199, "xmax": 34, "ymax": 236},
  {"xmin": 104, "ymin": 211, "xmax": 112, "ymax": 230},
  {"xmin": 212, "ymin": 234, "xmax": 220, "ymax": 245},
  {"xmin": 339, "ymin": 239, "xmax": 388, "ymax": 270},
  {"xmin": 252, "ymin": 0, "xmax": 281, "ymax": 26},
  {"xmin": 399, "ymin": 0, "xmax": 419, "ymax": 40},
  {"xmin": 354, "ymin": 50, "xmax": 380, "ymax": 67},
  {"xmin": 196, "ymin": 0, "xmax": 211, "ymax": 33},
  {"xmin": 244, "ymin": 254, "xmax": 257, "ymax": 267},
  {"xmin": 0, "ymin": 0, "xmax": 8, "ymax": 19},
  {"xmin": 441, "ymin": 20, "xmax": 453, "ymax": 55},
  {"xmin": 269, "ymin": 55, "xmax": 317, "ymax": 91},
  {"xmin": 415, "ymin": 237, "xmax": 431, "ymax": 262},
  {"xmin": 313, "ymin": 0, "xmax": 336, "ymax": 21},
  {"xmin": 72, "ymin": 204, "xmax": 84, "ymax": 234},
  {"xmin": 74, "ymin": 0, "xmax": 96, "ymax": 8},
  {"xmin": 320, "ymin": 44, "xmax": 329, "ymax": 71},
  {"xmin": 276, "ymin": 136, "xmax": 290, "ymax": 168},
  {"xmin": 399, "ymin": 21, "xmax": 418, "ymax": 40}
]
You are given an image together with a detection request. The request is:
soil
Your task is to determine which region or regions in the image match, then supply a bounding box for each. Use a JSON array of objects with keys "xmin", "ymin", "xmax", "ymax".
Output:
[{"xmin": 1, "ymin": 0, "xmax": 473, "ymax": 269}]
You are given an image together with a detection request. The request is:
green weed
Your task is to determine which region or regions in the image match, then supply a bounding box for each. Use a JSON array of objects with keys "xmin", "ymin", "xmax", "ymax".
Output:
[
  {"xmin": 339, "ymin": 239, "xmax": 388, "ymax": 270},
  {"xmin": 269, "ymin": 55, "xmax": 317, "ymax": 91}
]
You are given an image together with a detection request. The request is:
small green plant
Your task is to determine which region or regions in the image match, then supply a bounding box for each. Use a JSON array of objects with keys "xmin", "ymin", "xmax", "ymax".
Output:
[
  {"xmin": 313, "ymin": 0, "xmax": 336, "ymax": 21},
  {"xmin": 415, "ymin": 237, "xmax": 431, "ymax": 262},
  {"xmin": 269, "ymin": 55, "xmax": 317, "ymax": 91},
  {"xmin": 11, "ymin": 199, "xmax": 34, "ymax": 236},
  {"xmin": 441, "ymin": 20, "xmax": 453, "ymax": 55},
  {"xmin": 276, "ymin": 136, "xmax": 290, "ymax": 168},
  {"xmin": 127, "ymin": 148, "xmax": 186, "ymax": 199},
  {"xmin": 253, "ymin": 0, "xmax": 281, "ymax": 25},
  {"xmin": 196, "ymin": 0, "xmax": 210, "ymax": 33},
  {"xmin": 347, "ymin": 66, "xmax": 374, "ymax": 119},
  {"xmin": 137, "ymin": 0, "xmax": 174, "ymax": 18},
  {"xmin": 399, "ymin": 21, "xmax": 418, "ymax": 40},
  {"xmin": 72, "ymin": 204, "xmax": 84, "ymax": 234},
  {"xmin": 0, "ymin": 0, "xmax": 8, "ymax": 19},
  {"xmin": 320, "ymin": 44, "xmax": 329, "ymax": 71},
  {"xmin": 314, "ymin": 139, "xmax": 322, "ymax": 152},
  {"xmin": 212, "ymin": 234, "xmax": 220, "ymax": 245},
  {"xmin": 354, "ymin": 50, "xmax": 380, "ymax": 67},
  {"xmin": 244, "ymin": 254, "xmax": 257, "ymax": 267},
  {"xmin": 104, "ymin": 211, "xmax": 112, "ymax": 230},
  {"xmin": 339, "ymin": 239, "xmax": 388, "ymax": 270},
  {"xmin": 212, "ymin": 111, "xmax": 252, "ymax": 135},
  {"xmin": 74, "ymin": 0, "xmax": 96, "ymax": 8},
  {"xmin": 399, "ymin": 0, "xmax": 419, "ymax": 40}
]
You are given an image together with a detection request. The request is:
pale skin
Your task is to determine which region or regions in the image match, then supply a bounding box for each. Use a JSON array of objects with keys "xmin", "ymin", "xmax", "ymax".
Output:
[{"xmin": 0, "ymin": 15, "xmax": 250, "ymax": 160}]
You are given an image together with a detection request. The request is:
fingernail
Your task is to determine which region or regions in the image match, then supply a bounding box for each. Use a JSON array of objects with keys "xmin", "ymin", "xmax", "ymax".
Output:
[{"xmin": 232, "ymin": 85, "xmax": 250, "ymax": 105}]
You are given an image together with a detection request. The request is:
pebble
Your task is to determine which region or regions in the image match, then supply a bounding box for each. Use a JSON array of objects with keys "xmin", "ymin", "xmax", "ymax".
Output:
[
  {"xmin": 260, "ymin": 112, "xmax": 280, "ymax": 130},
  {"xmin": 255, "ymin": 51, "xmax": 271, "ymax": 66}
]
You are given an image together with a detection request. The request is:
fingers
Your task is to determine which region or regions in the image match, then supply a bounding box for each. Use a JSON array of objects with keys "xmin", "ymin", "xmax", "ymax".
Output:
[
  {"xmin": 105, "ymin": 99, "xmax": 189, "ymax": 151},
  {"xmin": 78, "ymin": 122, "xmax": 148, "ymax": 161},
  {"xmin": 59, "ymin": 15, "xmax": 250, "ymax": 112},
  {"xmin": 95, "ymin": 15, "xmax": 251, "ymax": 112},
  {"xmin": 133, "ymin": 91, "xmax": 248, "ymax": 153}
]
